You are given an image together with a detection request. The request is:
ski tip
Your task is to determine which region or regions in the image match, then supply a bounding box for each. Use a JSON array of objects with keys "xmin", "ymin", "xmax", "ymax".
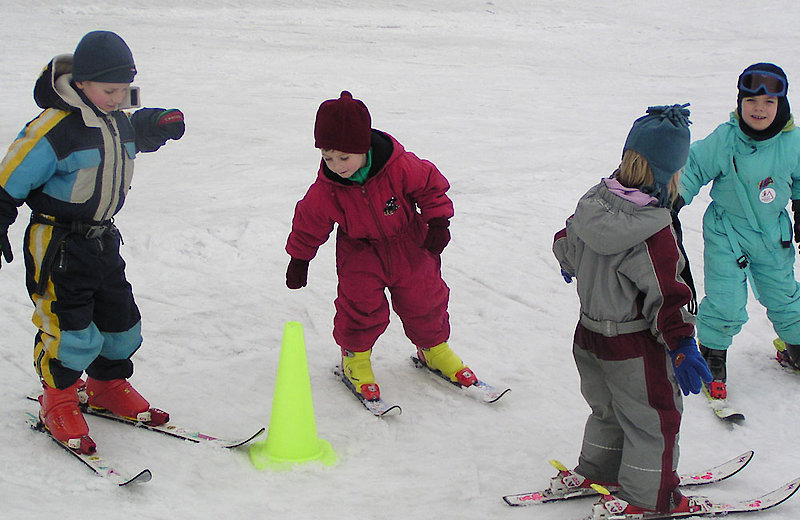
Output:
[
  {"xmin": 223, "ymin": 427, "xmax": 268, "ymax": 449},
  {"xmin": 739, "ymin": 450, "xmax": 755, "ymax": 466},
  {"xmin": 753, "ymin": 476, "xmax": 800, "ymax": 510},
  {"xmin": 480, "ymin": 385, "xmax": 511, "ymax": 403},
  {"xmin": 377, "ymin": 404, "xmax": 402, "ymax": 417},
  {"xmin": 783, "ymin": 476, "xmax": 800, "ymax": 497},
  {"xmin": 502, "ymin": 494, "xmax": 533, "ymax": 507},
  {"xmin": 121, "ymin": 468, "xmax": 152, "ymax": 486}
]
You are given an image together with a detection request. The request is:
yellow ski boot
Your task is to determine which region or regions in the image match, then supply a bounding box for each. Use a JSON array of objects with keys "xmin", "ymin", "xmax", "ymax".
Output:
[
  {"xmin": 342, "ymin": 349, "xmax": 381, "ymax": 401},
  {"xmin": 416, "ymin": 342, "xmax": 478, "ymax": 387}
]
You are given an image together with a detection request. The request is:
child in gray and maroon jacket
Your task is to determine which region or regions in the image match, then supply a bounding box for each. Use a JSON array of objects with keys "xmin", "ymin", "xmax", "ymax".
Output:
[{"xmin": 552, "ymin": 104, "xmax": 711, "ymax": 518}]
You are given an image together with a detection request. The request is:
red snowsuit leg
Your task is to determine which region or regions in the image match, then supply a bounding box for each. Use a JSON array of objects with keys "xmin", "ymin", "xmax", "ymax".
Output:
[{"xmin": 333, "ymin": 231, "xmax": 450, "ymax": 352}]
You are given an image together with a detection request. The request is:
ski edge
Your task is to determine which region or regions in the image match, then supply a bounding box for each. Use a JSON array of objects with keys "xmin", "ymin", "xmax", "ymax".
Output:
[{"xmin": 26, "ymin": 412, "xmax": 151, "ymax": 486}]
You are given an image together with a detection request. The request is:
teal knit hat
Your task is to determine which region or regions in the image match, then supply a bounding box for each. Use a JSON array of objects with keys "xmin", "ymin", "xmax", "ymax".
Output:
[{"xmin": 623, "ymin": 103, "xmax": 691, "ymax": 207}]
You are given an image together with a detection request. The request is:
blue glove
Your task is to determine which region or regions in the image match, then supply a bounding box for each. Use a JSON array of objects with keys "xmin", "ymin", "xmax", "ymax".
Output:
[
  {"xmin": 560, "ymin": 269, "xmax": 573, "ymax": 283},
  {"xmin": 668, "ymin": 337, "xmax": 712, "ymax": 396}
]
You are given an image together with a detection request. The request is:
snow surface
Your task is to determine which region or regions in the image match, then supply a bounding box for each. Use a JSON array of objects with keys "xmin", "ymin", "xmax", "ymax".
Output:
[{"xmin": 1, "ymin": 1, "xmax": 800, "ymax": 519}]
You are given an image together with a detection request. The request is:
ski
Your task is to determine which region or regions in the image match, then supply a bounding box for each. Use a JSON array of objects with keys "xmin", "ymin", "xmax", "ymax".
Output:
[
  {"xmin": 26, "ymin": 412, "xmax": 151, "ymax": 486},
  {"xmin": 410, "ymin": 356, "xmax": 510, "ymax": 403},
  {"xmin": 80, "ymin": 407, "xmax": 265, "ymax": 448},
  {"xmin": 332, "ymin": 366, "xmax": 402, "ymax": 417},
  {"xmin": 702, "ymin": 384, "xmax": 745, "ymax": 422},
  {"xmin": 502, "ymin": 450, "xmax": 753, "ymax": 506},
  {"xmin": 27, "ymin": 392, "xmax": 265, "ymax": 449},
  {"xmin": 774, "ymin": 338, "xmax": 800, "ymax": 374},
  {"xmin": 582, "ymin": 476, "xmax": 800, "ymax": 519}
]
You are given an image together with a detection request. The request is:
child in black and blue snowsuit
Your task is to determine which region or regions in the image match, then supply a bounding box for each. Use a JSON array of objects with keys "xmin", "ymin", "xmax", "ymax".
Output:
[{"xmin": 0, "ymin": 30, "xmax": 185, "ymax": 453}]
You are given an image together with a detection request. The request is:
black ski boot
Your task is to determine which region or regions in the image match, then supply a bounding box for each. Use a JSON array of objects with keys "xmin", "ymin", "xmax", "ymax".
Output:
[{"xmin": 783, "ymin": 343, "xmax": 800, "ymax": 370}]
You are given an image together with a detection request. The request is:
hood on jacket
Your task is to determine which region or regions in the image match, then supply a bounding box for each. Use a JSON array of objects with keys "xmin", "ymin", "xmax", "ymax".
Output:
[
  {"xmin": 570, "ymin": 181, "xmax": 672, "ymax": 255},
  {"xmin": 32, "ymin": 54, "xmax": 105, "ymax": 129}
]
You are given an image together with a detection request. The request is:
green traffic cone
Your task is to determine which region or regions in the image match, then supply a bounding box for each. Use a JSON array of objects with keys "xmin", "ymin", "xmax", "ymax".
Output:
[{"xmin": 249, "ymin": 321, "xmax": 336, "ymax": 470}]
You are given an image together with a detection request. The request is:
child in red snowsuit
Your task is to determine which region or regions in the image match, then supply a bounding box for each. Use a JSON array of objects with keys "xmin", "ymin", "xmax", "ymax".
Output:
[{"xmin": 285, "ymin": 91, "xmax": 477, "ymax": 402}]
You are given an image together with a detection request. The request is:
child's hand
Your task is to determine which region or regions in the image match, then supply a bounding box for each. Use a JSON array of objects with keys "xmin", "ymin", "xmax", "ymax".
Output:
[
  {"xmin": 668, "ymin": 337, "xmax": 713, "ymax": 396},
  {"xmin": 422, "ymin": 218, "xmax": 450, "ymax": 255},
  {"xmin": 286, "ymin": 257, "xmax": 309, "ymax": 289},
  {"xmin": 0, "ymin": 227, "xmax": 12, "ymax": 269},
  {"xmin": 130, "ymin": 108, "xmax": 185, "ymax": 152}
]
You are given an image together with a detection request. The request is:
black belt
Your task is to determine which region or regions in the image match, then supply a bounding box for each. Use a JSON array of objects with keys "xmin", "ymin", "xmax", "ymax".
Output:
[{"xmin": 32, "ymin": 214, "xmax": 115, "ymax": 239}]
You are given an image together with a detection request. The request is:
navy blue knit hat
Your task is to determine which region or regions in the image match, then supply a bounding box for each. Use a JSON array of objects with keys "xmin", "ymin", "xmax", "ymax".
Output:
[
  {"xmin": 623, "ymin": 104, "xmax": 691, "ymax": 207},
  {"xmin": 72, "ymin": 31, "xmax": 136, "ymax": 83}
]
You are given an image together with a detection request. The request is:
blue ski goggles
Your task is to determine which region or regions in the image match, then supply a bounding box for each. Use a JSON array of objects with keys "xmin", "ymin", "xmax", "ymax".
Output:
[{"xmin": 738, "ymin": 70, "xmax": 787, "ymax": 97}]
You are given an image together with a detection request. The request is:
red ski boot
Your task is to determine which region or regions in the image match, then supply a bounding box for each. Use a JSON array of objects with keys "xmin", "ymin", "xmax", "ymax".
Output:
[
  {"xmin": 38, "ymin": 380, "xmax": 96, "ymax": 454},
  {"xmin": 86, "ymin": 378, "xmax": 169, "ymax": 425}
]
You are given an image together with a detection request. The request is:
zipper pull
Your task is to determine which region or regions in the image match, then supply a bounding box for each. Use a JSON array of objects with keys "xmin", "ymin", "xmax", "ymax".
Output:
[{"xmin": 56, "ymin": 242, "xmax": 67, "ymax": 271}]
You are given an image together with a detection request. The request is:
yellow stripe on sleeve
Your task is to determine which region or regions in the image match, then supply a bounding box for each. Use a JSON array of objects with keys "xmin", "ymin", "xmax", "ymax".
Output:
[{"xmin": 0, "ymin": 109, "xmax": 69, "ymax": 186}]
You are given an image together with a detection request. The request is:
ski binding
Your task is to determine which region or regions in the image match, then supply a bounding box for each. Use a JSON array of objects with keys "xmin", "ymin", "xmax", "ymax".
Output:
[{"xmin": 332, "ymin": 366, "xmax": 402, "ymax": 417}]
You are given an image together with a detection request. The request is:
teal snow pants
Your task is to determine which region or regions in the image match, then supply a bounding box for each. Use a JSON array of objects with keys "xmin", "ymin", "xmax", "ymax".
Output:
[{"xmin": 697, "ymin": 203, "xmax": 800, "ymax": 350}]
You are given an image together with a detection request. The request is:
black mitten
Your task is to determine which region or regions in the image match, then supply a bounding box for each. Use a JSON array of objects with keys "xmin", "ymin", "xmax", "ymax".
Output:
[
  {"xmin": 422, "ymin": 217, "xmax": 451, "ymax": 255},
  {"xmin": 0, "ymin": 227, "xmax": 12, "ymax": 269},
  {"xmin": 130, "ymin": 108, "xmax": 185, "ymax": 152},
  {"xmin": 286, "ymin": 258, "xmax": 310, "ymax": 289}
]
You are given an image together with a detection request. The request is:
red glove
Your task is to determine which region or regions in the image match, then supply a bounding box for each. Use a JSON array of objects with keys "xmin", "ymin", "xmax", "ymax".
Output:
[
  {"xmin": 286, "ymin": 258, "xmax": 309, "ymax": 289},
  {"xmin": 422, "ymin": 218, "xmax": 451, "ymax": 255}
]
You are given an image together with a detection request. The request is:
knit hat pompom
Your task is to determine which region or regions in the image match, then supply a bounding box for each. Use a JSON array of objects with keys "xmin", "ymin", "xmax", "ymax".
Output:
[
  {"xmin": 72, "ymin": 30, "xmax": 136, "ymax": 83},
  {"xmin": 623, "ymin": 103, "xmax": 691, "ymax": 207},
  {"xmin": 314, "ymin": 91, "xmax": 372, "ymax": 153}
]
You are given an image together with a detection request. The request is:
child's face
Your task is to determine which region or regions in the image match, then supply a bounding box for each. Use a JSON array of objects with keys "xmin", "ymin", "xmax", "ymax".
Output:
[
  {"xmin": 321, "ymin": 149, "xmax": 367, "ymax": 179},
  {"xmin": 75, "ymin": 81, "xmax": 131, "ymax": 113},
  {"xmin": 741, "ymin": 94, "xmax": 778, "ymax": 132}
]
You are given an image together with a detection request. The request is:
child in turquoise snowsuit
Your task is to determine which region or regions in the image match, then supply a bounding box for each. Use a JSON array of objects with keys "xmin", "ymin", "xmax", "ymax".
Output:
[{"xmin": 680, "ymin": 63, "xmax": 800, "ymax": 395}]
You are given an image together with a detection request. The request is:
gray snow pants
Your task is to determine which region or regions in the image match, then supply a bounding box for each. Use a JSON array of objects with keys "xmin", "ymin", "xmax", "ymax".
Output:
[{"xmin": 572, "ymin": 324, "xmax": 683, "ymax": 512}]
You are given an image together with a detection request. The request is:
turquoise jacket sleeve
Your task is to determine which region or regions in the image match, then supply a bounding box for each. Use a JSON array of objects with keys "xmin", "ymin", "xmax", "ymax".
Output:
[{"xmin": 679, "ymin": 123, "xmax": 727, "ymax": 206}]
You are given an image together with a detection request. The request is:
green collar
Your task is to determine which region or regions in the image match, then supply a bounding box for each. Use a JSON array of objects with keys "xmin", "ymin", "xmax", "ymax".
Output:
[{"xmin": 349, "ymin": 149, "xmax": 373, "ymax": 185}]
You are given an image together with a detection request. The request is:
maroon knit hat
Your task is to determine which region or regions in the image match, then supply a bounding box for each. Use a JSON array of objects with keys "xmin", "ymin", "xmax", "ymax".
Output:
[{"xmin": 314, "ymin": 91, "xmax": 372, "ymax": 153}]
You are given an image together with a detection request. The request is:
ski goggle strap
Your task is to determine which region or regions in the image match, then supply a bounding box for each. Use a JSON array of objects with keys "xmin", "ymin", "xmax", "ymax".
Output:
[{"xmin": 739, "ymin": 70, "xmax": 787, "ymax": 97}]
